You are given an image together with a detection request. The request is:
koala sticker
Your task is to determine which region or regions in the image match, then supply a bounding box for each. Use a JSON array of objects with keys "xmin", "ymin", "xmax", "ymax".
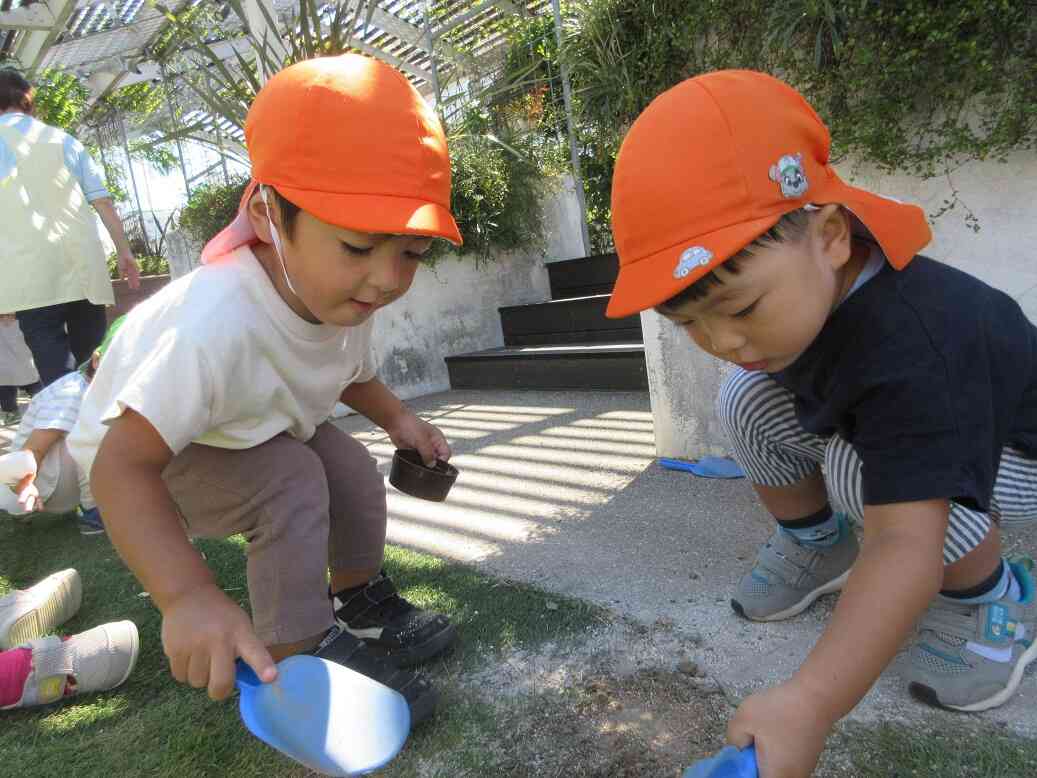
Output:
[
  {"xmin": 673, "ymin": 246, "xmax": 714, "ymax": 279},
  {"xmin": 769, "ymin": 153, "xmax": 808, "ymax": 198}
]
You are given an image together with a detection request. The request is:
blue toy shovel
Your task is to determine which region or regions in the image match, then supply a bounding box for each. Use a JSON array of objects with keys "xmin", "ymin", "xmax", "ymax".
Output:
[
  {"xmin": 659, "ymin": 456, "xmax": 745, "ymax": 479},
  {"xmin": 683, "ymin": 744, "xmax": 758, "ymax": 778},
  {"xmin": 236, "ymin": 655, "xmax": 411, "ymax": 776}
]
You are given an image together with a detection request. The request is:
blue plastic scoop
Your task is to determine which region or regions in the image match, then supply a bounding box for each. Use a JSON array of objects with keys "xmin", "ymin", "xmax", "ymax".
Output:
[
  {"xmin": 236, "ymin": 655, "xmax": 411, "ymax": 776},
  {"xmin": 683, "ymin": 744, "xmax": 758, "ymax": 777},
  {"xmin": 659, "ymin": 456, "xmax": 745, "ymax": 479}
]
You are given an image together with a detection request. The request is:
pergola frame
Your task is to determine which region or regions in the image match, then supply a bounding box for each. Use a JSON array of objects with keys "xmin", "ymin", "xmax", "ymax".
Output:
[
  {"xmin": 0, "ymin": 0, "xmax": 590, "ymax": 253},
  {"xmin": 1, "ymin": 0, "xmax": 545, "ymax": 101}
]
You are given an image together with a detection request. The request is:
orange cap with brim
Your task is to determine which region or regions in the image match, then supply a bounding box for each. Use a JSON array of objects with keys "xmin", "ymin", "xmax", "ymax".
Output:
[
  {"xmin": 202, "ymin": 53, "xmax": 461, "ymax": 264},
  {"xmin": 606, "ymin": 70, "xmax": 931, "ymax": 318}
]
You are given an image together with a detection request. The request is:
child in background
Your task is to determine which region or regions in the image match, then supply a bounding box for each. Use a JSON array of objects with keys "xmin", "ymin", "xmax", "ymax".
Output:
[
  {"xmin": 606, "ymin": 70, "xmax": 1037, "ymax": 777},
  {"xmin": 0, "ymin": 569, "xmax": 139, "ymax": 711},
  {"xmin": 0, "ymin": 316, "xmax": 125, "ymax": 534},
  {"xmin": 68, "ymin": 54, "xmax": 461, "ymax": 726}
]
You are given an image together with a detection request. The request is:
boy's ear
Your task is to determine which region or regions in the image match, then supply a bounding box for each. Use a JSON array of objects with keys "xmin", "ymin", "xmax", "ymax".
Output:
[
  {"xmin": 90, "ymin": 351, "xmax": 100, "ymax": 371},
  {"xmin": 815, "ymin": 204, "xmax": 852, "ymax": 269},
  {"xmin": 246, "ymin": 188, "xmax": 277, "ymax": 245}
]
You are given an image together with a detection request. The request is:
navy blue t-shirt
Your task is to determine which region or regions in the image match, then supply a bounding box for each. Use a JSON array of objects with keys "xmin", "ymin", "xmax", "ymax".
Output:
[{"xmin": 774, "ymin": 255, "xmax": 1037, "ymax": 510}]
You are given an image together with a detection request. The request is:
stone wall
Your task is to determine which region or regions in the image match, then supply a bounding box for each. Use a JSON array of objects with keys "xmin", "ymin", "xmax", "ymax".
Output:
[{"xmin": 370, "ymin": 251, "xmax": 550, "ymax": 400}]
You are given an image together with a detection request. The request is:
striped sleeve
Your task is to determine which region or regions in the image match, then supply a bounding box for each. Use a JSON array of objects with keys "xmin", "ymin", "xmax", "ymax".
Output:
[{"xmin": 24, "ymin": 373, "xmax": 89, "ymax": 435}]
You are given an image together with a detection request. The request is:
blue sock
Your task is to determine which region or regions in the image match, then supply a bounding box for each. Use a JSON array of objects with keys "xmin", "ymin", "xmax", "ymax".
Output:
[
  {"xmin": 941, "ymin": 559, "xmax": 1021, "ymax": 605},
  {"xmin": 777, "ymin": 507, "xmax": 843, "ymax": 548},
  {"xmin": 1008, "ymin": 568, "xmax": 1022, "ymax": 602}
]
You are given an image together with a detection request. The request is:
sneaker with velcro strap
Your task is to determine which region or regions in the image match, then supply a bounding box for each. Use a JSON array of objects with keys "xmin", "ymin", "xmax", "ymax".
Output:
[
  {"xmin": 906, "ymin": 557, "xmax": 1037, "ymax": 712},
  {"xmin": 333, "ymin": 571, "xmax": 457, "ymax": 667},
  {"xmin": 311, "ymin": 624, "xmax": 439, "ymax": 725},
  {"xmin": 3, "ymin": 620, "xmax": 139, "ymax": 709},
  {"xmin": 730, "ymin": 513, "xmax": 858, "ymax": 622}
]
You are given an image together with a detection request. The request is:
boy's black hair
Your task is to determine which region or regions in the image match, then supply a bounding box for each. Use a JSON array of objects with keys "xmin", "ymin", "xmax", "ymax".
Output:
[
  {"xmin": 0, "ymin": 68, "xmax": 34, "ymax": 115},
  {"xmin": 656, "ymin": 255, "xmax": 746, "ymax": 313},
  {"xmin": 270, "ymin": 187, "xmax": 302, "ymax": 241},
  {"xmin": 654, "ymin": 209, "xmax": 813, "ymax": 313}
]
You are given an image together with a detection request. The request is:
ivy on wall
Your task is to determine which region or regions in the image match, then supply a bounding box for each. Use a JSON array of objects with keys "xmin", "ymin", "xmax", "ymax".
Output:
[{"xmin": 526, "ymin": 0, "xmax": 1037, "ymax": 249}]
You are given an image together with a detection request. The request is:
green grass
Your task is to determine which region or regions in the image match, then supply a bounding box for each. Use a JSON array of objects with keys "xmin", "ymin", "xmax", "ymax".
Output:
[
  {"xmin": 0, "ymin": 513, "xmax": 606, "ymax": 778},
  {"xmin": 6, "ymin": 514, "xmax": 1037, "ymax": 778},
  {"xmin": 839, "ymin": 722, "xmax": 1037, "ymax": 777}
]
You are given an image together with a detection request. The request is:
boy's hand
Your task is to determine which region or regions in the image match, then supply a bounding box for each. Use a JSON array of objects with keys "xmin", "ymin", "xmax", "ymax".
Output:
[
  {"xmin": 386, "ymin": 410, "xmax": 451, "ymax": 467},
  {"xmin": 728, "ymin": 680, "xmax": 834, "ymax": 778},
  {"xmin": 161, "ymin": 583, "xmax": 277, "ymax": 700}
]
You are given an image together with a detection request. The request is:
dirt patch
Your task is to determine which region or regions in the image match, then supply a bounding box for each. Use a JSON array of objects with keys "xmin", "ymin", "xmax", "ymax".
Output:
[
  {"xmin": 457, "ymin": 665, "xmax": 873, "ymax": 777},
  {"xmin": 438, "ymin": 619, "xmax": 880, "ymax": 777},
  {"xmin": 444, "ymin": 619, "xmax": 736, "ymax": 776},
  {"xmin": 456, "ymin": 668, "xmax": 725, "ymax": 777}
]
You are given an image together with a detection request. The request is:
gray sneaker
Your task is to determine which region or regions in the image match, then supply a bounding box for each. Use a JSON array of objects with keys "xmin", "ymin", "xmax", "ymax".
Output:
[
  {"xmin": 731, "ymin": 514, "xmax": 858, "ymax": 621},
  {"xmin": 906, "ymin": 557, "xmax": 1037, "ymax": 712}
]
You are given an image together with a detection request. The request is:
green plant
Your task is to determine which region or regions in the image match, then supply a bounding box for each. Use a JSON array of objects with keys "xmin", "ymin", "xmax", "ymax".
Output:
[
  {"xmin": 99, "ymin": 82, "xmax": 168, "ymax": 120},
  {"xmin": 107, "ymin": 253, "xmax": 170, "ymax": 279},
  {"xmin": 153, "ymin": 0, "xmax": 362, "ymax": 130},
  {"xmin": 177, "ymin": 176, "xmax": 250, "ymax": 245},
  {"xmin": 489, "ymin": 13, "xmax": 566, "ymax": 128},
  {"xmin": 548, "ymin": 0, "xmax": 1037, "ymax": 249},
  {"xmin": 778, "ymin": 1, "xmax": 1037, "ymax": 177},
  {"xmin": 434, "ymin": 110, "xmax": 554, "ymax": 264},
  {"xmin": 90, "ymin": 151, "xmax": 130, "ymax": 203},
  {"xmin": 154, "ymin": 0, "xmax": 555, "ymax": 263},
  {"xmin": 31, "ymin": 68, "xmax": 91, "ymax": 131}
]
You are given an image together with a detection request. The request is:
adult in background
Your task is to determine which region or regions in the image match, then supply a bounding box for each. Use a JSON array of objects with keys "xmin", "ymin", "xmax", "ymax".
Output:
[
  {"xmin": 0, "ymin": 314, "xmax": 40, "ymax": 426},
  {"xmin": 0, "ymin": 68, "xmax": 140, "ymax": 386}
]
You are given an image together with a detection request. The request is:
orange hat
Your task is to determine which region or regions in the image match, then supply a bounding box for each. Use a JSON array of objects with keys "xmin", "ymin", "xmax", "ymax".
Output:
[
  {"xmin": 202, "ymin": 53, "xmax": 461, "ymax": 263},
  {"xmin": 606, "ymin": 70, "xmax": 931, "ymax": 318}
]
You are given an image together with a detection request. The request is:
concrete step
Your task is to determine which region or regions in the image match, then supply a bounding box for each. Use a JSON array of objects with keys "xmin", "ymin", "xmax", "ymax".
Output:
[
  {"xmin": 500, "ymin": 294, "xmax": 642, "ymax": 347},
  {"xmin": 445, "ymin": 342, "xmax": 647, "ymax": 391},
  {"xmin": 547, "ymin": 253, "xmax": 619, "ymax": 300}
]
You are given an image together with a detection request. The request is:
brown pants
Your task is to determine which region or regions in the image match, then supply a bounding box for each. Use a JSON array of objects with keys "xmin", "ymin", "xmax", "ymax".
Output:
[{"xmin": 163, "ymin": 423, "xmax": 387, "ymax": 644}]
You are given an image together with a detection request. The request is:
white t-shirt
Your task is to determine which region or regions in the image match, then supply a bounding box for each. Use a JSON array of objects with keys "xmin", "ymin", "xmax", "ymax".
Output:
[{"xmin": 67, "ymin": 246, "xmax": 376, "ymax": 479}]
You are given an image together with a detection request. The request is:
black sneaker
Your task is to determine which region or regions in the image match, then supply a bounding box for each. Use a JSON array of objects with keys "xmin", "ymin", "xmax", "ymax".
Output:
[
  {"xmin": 77, "ymin": 507, "xmax": 106, "ymax": 536},
  {"xmin": 312, "ymin": 625, "xmax": 439, "ymax": 726},
  {"xmin": 333, "ymin": 572, "xmax": 457, "ymax": 668}
]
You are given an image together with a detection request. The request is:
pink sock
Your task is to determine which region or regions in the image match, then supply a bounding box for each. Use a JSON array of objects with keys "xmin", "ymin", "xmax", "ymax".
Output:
[{"xmin": 0, "ymin": 648, "xmax": 32, "ymax": 708}]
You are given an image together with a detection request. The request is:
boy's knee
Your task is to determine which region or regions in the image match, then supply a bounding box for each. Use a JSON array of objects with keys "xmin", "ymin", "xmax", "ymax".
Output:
[
  {"xmin": 268, "ymin": 444, "xmax": 327, "ymax": 497},
  {"xmin": 715, "ymin": 368, "xmax": 774, "ymax": 436},
  {"xmin": 337, "ymin": 432, "xmax": 381, "ymax": 476},
  {"xmin": 249, "ymin": 463, "xmax": 330, "ymax": 554},
  {"xmin": 252, "ymin": 444, "xmax": 330, "ymax": 529},
  {"xmin": 822, "ymin": 437, "xmax": 864, "ymax": 520}
]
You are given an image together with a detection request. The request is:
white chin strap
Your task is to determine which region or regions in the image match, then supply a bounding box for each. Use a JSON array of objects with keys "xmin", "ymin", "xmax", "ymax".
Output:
[{"xmin": 261, "ymin": 185, "xmax": 299, "ymax": 298}]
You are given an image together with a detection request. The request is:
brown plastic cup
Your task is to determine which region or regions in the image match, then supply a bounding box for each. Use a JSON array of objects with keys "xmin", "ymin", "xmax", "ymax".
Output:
[{"xmin": 389, "ymin": 449, "xmax": 458, "ymax": 501}]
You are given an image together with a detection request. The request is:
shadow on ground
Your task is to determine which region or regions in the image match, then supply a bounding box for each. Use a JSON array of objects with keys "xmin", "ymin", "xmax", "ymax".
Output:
[{"xmin": 337, "ymin": 387, "xmax": 1037, "ymax": 738}]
